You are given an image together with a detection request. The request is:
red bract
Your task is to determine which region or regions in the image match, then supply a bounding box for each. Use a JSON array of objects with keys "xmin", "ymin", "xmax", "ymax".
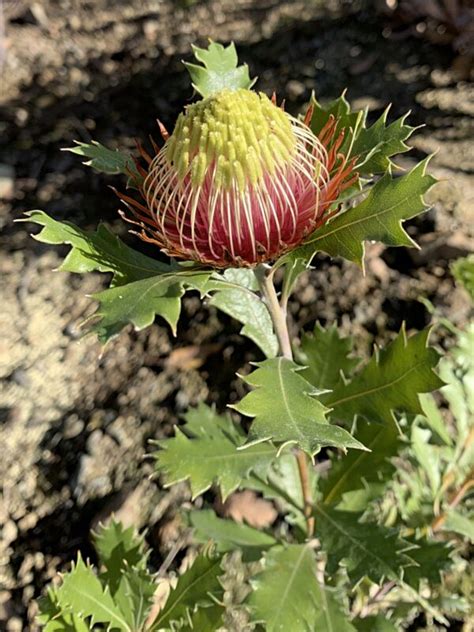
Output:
[{"xmin": 118, "ymin": 89, "xmax": 358, "ymax": 267}]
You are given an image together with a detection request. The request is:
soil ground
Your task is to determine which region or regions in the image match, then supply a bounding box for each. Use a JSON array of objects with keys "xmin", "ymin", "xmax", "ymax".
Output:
[{"xmin": 0, "ymin": 0, "xmax": 473, "ymax": 629}]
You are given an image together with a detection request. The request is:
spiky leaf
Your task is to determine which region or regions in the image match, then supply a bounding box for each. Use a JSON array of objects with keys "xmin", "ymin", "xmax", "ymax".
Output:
[
  {"xmin": 151, "ymin": 551, "xmax": 223, "ymax": 630},
  {"xmin": 184, "ymin": 41, "xmax": 255, "ymax": 98},
  {"xmin": 154, "ymin": 404, "xmax": 277, "ymax": 500},
  {"xmin": 288, "ymin": 160, "xmax": 436, "ymax": 268},
  {"xmin": 234, "ymin": 358, "xmax": 367, "ymax": 456},
  {"xmin": 297, "ymin": 323, "xmax": 358, "ymax": 390},
  {"xmin": 114, "ymin": 568, "xmax": 156, "ymax": 631},
  {"xmin": 64, "ymin": 140, "xmax": 141, "ymax": 182},
  {"xmin": 55, "ymin": 554, "xmax": 131, "ymax": 631},
  {"xmin": 310, "ymin": 93, "xmax": 415, "ymax": 175},
  {"xmin": 93, "ymin": 520, "xmax": 148, "ymax": 593},
  {"xmin": 314, "ymin": 506, "xmax": 414, "ymax": 584},
  {"xmin": 325, "ymin": 327, "xmax": 444, "ymax": 426},
  {"xmin": 189, "ymin": 509, "xmax": 277, "ymax": 561},
  {"xmin": 247, "ymin": 544, "xmax": 355, "ymax": 632},
  {"xmin": 24, "ymin": 210, "xmax": 172, "ymax": 285},
  {"xmin": 402, "ymin": 540, "xmax": 452, "ymax": 588}
]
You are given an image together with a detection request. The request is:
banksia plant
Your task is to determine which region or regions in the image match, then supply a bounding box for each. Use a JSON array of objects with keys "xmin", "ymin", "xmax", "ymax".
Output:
[
  {"xmin": 26, "ymin": 41, "xmax": 472, "ymax": 632},
  {"xmin": 120, "ymin": 89, "xmax": 357, "ymax": 266}
]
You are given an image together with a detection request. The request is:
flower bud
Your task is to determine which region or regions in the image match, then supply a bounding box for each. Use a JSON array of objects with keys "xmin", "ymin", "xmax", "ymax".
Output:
[{"xmin": 120, "ymin": 89, "xmax": 358, "ymax": 267}]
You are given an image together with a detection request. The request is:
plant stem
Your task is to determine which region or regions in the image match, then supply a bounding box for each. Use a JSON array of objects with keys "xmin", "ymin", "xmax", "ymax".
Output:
[
  {"xmin": 296, "ymin": 450, "xmax": 316, "ymax": 537},
  {"xmin": 254, "ymin": 263, "xmax": 315, "ymax": 537},
  {"xmin": 254, "ymin": 264, "xmax": 292, "ymax": 360}
]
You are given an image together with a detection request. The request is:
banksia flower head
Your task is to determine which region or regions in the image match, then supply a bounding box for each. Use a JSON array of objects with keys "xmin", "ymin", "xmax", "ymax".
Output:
[{"xmin": 120, "ymin": 46, "xmax": 358, "ymax": 267}]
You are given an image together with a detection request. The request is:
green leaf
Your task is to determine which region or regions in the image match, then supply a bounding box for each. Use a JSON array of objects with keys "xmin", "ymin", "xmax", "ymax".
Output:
[
  {"xmin": 320, "ymin": 418, "xmax": 400, "ymax": 507},
  {"xmin": 234, "ymin": 358, "xmax": 367, "ymax": 456},
  {"xmin": 93, "ymin": 520, "xmax": 148, "ymax": 593},
  {"xmin": 402, "ymin": 539, "xmax": 452, "ymax": 588},
  {"xmin": 351, "ymin": 109, "xmax": 415, "ymax": 175},
  {"xmin": 451, "ymin": 254, "xmax": 474, "ymax": 300},
  {"xmin": 24, "ymin": 210, "xmax": 172, "ymax": 285},
  {"xmin": 288, "ymin": 159, "xmax": 436, "ymax": 268},
  {"xmin": 114, "ymin": 568, "xmax": 156, "ymax": 631},
  {"xmin": 247, "ymin": 544, "xmax": 355, "ymax": 632},
  {"xmin": 90, "ymin": 275, "xmax": 184, "ymax": 340},
  {"xmin": 184, "ymin": 41, "xmax": 255, "ymax": 98},
  {"xmin": 55, "ymin": 554, "xmax": 131, "ymax": 631},
  {"xmin": 325, "ymin": 327, "xmax": 444, "ymax": 426},
  {"xmin": 297, "ymin": 323, "xmax": 358, "ymax": 391},
  {"xmin": 442, "ymin": 511, "xmax": 474, "ymax": 542},
  {"xmin": 314, "ymin": 506, "xmax": 414, "ymax": 584},
  {"xmin": 154, "ymin": 404, "xmax": 278, "ymax": 500},
  {"xmin": 310, "ymin": 94, "xmax": 415, "ymax": 175},
  {"xmin": 151, "ymin": 551, "xmax": 223, "ymax": 630},
  {"xmin": 64, "ymin": 140, "xmax": 141, "ymax": 182},
  {"xmin": 209, "ymin": 283, "xmax": 278, "ymax": 358},
  {"xmin": 37, "ymin": 589, "xmax": 90, "ymax": 632},
  {"xmin": 179, "ymin": 603, "xmax": 224, "ymax": 631},
  {"xmin": 91, "ymin": 269, "xmax": 214, "ymax": 341},
  {"xmin": 189, "ymin": 509, "xmax": 277, "ymax": 561}
]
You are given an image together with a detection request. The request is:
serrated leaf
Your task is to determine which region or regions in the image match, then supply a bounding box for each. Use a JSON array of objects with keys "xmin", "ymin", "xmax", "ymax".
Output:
[
  {"xmin": 451, "ymin": 254, "xmax": 474, "ymax": 300},
  {"xmin": 321, "ymin": 418, "xmax": 400, "ymax": 507},
  {"xmin": 55, "ymin": 554, "xmax": 131, "ymax": 631},
  {"xmin": 297, "ymin": 323, "xmax": 358, "ymax": 390},
  {"xmin": 189, "ymin": 509, "xmax": 277, "ymax": 561},
  {"xmin": 64, "ymin": 140, "xmax": 141, "ymax": 182},
  {"xmin": 209, "ymin": 284, "xmax": 278, "ymax": 358},
  {"xmin": 325, "ymin": 327, "xmax": 444, "ymax": 426},
  {"xmin": 234, "ymin": 358, "xmax": 367, "ymax": 456},
  {"xmin": 184, "ymin": 41, "xmax": 255, "ymax": 98},
  {"xmin": 24, "ymin": 210, "xmax": 172, "ymax": 285},
  {"xmin": 93, "ymin": 520, "xmax": 148, "ymax": 594},
  {"xmin": 310, "ymin": 94, "xmax": 414, "ymax": 175},
  {"xmin": 314, "ymin": 506, "xmax": 414, "ymax": 585},
  {"xmin": 352, "ymin": 109, "xmax": 415, "ymax": 174},
  {"xmin": 287, "ymin": 159, "xmax": 436, "ymax": 268},
  {"xmin": 248, "ymin": 544, "xmax": 355, "ymax": 632},
  {"xmin": 114, "ymin": 567, "xmax": 156, "ymax": 630},
  {"xmin": 91, "ymin": 275, "xmax": 184, "ymax": 341},
  {"xmin": 37, "ymin": 589, "xmax": 90, "ymax": 631},
  {"xmin": 91, "ymin": 269, "xmax": 214, "ymax": 341},
  {"xmin": 402, "ymin": 539, "xmax": 452, "ymax": 588},
  {"xmin": 154, "ymin": 404, "xmax": 278, "ymax": 500},
  {"xmin": 151, "ymin": 551, "xmax": 223, "ymax": 630},
  {"xmin": 442, "ymin": 511, "xmax": 474, "ymax": 542}
]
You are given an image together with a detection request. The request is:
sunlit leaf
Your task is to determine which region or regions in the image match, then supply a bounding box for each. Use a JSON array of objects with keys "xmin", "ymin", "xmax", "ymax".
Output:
[
  {"xmin": 234, "ymin": 358, "xmax": 367, "ymax": 456},
  {"xmin": 184, "ymin": 41, "xmax": 255, "ymax": 98},
  {"xmin": 325, "ymin": 327, "xmax": 444, "ymax": 425},
  {"xmin": 451, "ymin": 254, "xmax": 474, "ymax": 300},
  {"xmin": 55, "ymin": 555, "xmax": 131, "ymax": 631},
  {"xmin": 64, "ymin": 140, "xmax": 141, "ymax": 182},
  {"xmin": 286, "ymin": 159, "xmax": 436, "ymax": 268}
]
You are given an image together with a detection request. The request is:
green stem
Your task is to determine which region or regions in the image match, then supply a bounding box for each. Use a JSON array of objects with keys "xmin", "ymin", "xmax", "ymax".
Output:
[
  {"xmin": 254, "ymin": 264, "xmax": 292, "ymax": 360},
  {"xmin": 254, "ymin": 263, "xmax": 314, "ymax": 537}
]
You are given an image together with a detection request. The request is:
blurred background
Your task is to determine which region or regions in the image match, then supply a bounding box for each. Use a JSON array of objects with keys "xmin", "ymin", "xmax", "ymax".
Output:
[{"xmin": 0, "ymin": 0, "xmax": 473, "ymax": 629}]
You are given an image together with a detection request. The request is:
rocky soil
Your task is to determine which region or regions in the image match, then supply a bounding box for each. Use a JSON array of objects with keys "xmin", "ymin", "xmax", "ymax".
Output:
[{"xmin": 0, "ymin": 0, "xmax": 473, "ymax": 629}]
